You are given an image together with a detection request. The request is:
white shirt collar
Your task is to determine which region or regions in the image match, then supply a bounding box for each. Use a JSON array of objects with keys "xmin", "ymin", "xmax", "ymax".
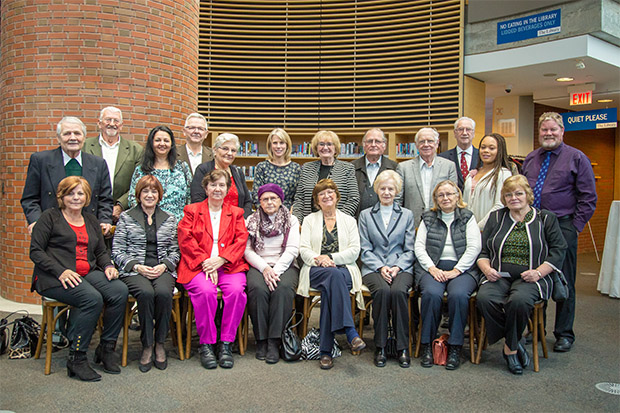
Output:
[
  {"xmin": 365, "ymin": 155, "xmax": 382, "ymax": 169},
  {"xmin": 457, "ymin": 146, "xmax": 473, "ymax": 157},
  {"xmin": 62, "ymin": 150, "xmax": 82, "ymax": 166},
  {"xmin": 98, "ymin": 134, "xmax": 120, "ymax": 149}
]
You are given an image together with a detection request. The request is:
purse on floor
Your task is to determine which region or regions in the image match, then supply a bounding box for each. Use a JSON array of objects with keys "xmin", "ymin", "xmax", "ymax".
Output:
[
  {"xmin": 281, "ymin": 311, "xmax": 303, "ymax": 362},
  {"xmin": 6, "ymin": 312, "xmax": 41, "ymax": 359},
  {"xmin": 301, "ymin": 328, "xmax": 342, "ymax": 360},
  {"xmin": 432, "ymin": 334, "xmax": 449, "ymax": 366}
]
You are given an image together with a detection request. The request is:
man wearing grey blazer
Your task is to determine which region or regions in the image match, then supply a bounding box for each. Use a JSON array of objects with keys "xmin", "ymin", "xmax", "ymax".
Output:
[{"xmin": 397, "ymin": 127, "xmax": 457, "ymax": 228}]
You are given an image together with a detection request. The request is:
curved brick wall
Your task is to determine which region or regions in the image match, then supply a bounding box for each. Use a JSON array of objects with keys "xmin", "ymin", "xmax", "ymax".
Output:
[{"xmin": 0, "ymin": 1, "xmax": 200, "ymax": 303}]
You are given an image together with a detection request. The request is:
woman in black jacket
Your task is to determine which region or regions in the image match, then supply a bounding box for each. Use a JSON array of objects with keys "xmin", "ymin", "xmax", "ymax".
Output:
[{"xmin": 30, "ymin": 176, "xmax": 128, "ymax": 382}]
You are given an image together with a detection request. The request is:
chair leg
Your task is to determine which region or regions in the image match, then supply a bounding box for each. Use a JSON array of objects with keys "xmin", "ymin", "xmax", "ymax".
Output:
[
  {"xmin": 45, "ymin": 306, "xmax": 55, "ymax": 375},
  {"xmin": 242, "ymin": 309, "xmax": 248, "ymax": 354},
  {"xmin": 237, "ymin": 309, "xmax": 246, "ymax": 356},
  {"xmin": 302, "ymin": 297, "xmax": 310, "ymax": 338},
  {"xmin": 173, "ymin": 296, "xmax": 184, "ymax": 361},
  {"xmin": 475, "ymin": 317, "xmax": 486, "ymax": 364},
  {"xmin": 532, "ymin": 306, "xmax": 540, "ymax": 372},
  {"xmin": 185, "ymin": 298, "xmax": 193, "ymax": 360},
  {"xmin": 414, "ymin": 318, "xmax": 422, "ymax": 358},
  {"xmin": 538, "ymin": 306, "xmax": 548, "ymax": 359},
  {"xmin": 121, "ymin": 301, "xmax": 132, "ymax": 367},
  {"xmin": 34, "ymin": 304, "xmax": 47, "ymax": 360},
  {"xmin": 408, "ymin": 295, "xmax": 413, "ymax": 357},
  {"xmin": 468, "ymin": 298, "xmax": 476, "ymax": 364}
]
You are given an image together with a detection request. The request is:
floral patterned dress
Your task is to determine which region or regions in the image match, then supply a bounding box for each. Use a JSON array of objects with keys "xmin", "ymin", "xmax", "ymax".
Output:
[
  {"xmin": 251, "ymin": 160, "xmax": 301, "ymax": 209},
  {"xmin": 128, "ymin": 160, "xmax": 192, "ymax": 222}
]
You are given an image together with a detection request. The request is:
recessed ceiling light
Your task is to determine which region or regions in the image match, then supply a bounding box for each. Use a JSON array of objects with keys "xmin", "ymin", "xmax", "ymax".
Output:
[
  {"xmin": 597, "ymin": 99, "xmax": 613, "ymax": 103},
  {"xmin": 556, "ymin": 77, "xmax": 574, "ymax": 82}
]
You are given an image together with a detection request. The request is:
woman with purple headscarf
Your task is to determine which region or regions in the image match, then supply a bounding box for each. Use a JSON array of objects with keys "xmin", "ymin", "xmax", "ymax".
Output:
[{"xmin": 244, "ymin": 183, "xmax": 300, "ymax": 364}]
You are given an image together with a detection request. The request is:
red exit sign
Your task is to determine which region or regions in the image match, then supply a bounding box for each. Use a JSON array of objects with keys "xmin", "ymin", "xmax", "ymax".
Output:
[{"xmin": 570, "ymin": 91, "xmax": 592, "ymax": 105}]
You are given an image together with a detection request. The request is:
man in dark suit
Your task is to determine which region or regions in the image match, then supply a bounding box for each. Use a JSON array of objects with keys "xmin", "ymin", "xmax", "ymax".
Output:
[
  {"xmin": 352, "ymin": 128, "xmax": 398, "ymax": 216},
  {"xmin": 21, "ymin": 116, "xmax": 113, "ymax": 235},
  {"xmin": 439, "ymin": 117, "xmax": 480, "ymax": 190},
  {"xmin": 177, "ymin": 112, "xmax": 213, "ymax": 175},
  {"xmin": 83, "ymin": 107, "xmax": 143, "ymax": 223}
]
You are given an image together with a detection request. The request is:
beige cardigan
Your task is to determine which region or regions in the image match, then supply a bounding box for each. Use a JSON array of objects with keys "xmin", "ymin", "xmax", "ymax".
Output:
[{"xmin": 297, "ymin": 210, "xmax": 364, "ymax": 310}]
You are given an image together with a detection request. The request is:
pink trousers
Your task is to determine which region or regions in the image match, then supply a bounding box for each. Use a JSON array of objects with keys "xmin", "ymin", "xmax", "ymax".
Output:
[{"xmin": 184, "ymin": 270, "xmax": 247, "ymax": 344}]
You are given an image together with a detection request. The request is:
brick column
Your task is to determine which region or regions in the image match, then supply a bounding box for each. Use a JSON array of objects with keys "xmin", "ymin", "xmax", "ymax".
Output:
[{"xmin": 0, "ymin": 1, "xmax": 200, "ymax": 303}]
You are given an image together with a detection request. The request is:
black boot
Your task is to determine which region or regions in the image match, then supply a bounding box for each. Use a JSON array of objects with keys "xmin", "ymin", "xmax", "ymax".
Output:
[
  {"xmin": 255, "ymin": 339, "xmax": 267, "ymax": 360},
  {"xmin": 266, "ymin": 338, "xmax": 280, "ymax": 364},
  {"xmin": 67, "ymin": 350, "xmax": 101, "ymax": 382},
  {"xmin": 420, "ymin": 344, "xmax": 433, "ymax": 368},
  {"xmin": 217, "ymin": 341, "xmax": 234, "ymax": 368},
  {"xmin": 445, "ymin": 345, "xmax": 461, "ymax": 370},
  {"xmin": 94, "ymin": 340, "xmax": 121, "ymax": 374},
  {"xmin": 199, "ymin": 344, "xmax": 217, "ymax": 369}
]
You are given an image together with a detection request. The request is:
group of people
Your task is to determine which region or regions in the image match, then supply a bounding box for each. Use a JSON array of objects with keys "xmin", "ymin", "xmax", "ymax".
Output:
[{"xmin": 21, "ymin": 109, "xmax": 597, "ymax": 381}]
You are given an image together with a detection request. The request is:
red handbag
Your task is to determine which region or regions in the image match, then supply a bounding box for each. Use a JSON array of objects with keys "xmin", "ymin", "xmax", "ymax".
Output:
[{"xmin": 432, "ymin": 334, "xmax": 450, "ymax": 366}]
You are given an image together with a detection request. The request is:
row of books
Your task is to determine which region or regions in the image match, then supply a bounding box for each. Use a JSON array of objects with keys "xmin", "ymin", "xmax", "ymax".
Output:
[
  {"xmin": 396, "ymin": 143, "xmax": 418, "ymax": 157},
  {"xmin": 238, "ymin": 141, "xmax": 418, "ymax": 159}
]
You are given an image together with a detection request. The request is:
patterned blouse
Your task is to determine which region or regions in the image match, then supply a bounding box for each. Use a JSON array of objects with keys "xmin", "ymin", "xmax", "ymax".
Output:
[
  {"xmin": 128, "ymin": 160, "xmax": 192, "ymax": 222},
  {"xmin": 320, "ymin": 222, "xmax": 339, "ymax": 255},
  {"xmin": 501, "ymin": 209, "xmax": 534, "ymax": 266},
  {"xmin": 251, "ymin": 160, "xmax": 301, "ymax": 210}
]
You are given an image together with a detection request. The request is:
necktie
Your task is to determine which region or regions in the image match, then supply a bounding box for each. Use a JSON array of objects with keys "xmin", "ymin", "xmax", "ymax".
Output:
[
  {"xmin": 460, "ymin": 151, "xmax": 469, "ymax": 179},
  {"xmin": 533, "ymin": 151, "xmax": 551, "ymax": 209},
  {"xmin": 65, "ymin": 158, "xmax": 82, "ymax": 177}
]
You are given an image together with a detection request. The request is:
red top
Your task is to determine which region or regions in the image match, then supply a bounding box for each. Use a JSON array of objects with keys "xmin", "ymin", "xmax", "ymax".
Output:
[
  {"xmin": 69, "ymin": 222, "xmax": 90, "ymax": 276},
  {"xmin": 224, "ymin": 178, "xmax": 239, "ymax": 210}
]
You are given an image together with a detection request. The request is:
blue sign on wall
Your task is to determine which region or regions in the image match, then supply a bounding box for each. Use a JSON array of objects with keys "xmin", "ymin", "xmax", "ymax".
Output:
[
  {"xmin": 562, "ymin": 108, "xmax": 617, "ymax": 132},
  {"xmin": 497, "ymin": 9, "xmax": 561, "ymax": 45}
]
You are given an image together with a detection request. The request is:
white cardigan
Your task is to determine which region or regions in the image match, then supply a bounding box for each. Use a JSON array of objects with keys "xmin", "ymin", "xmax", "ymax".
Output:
[{"xmin": 298, "ymin": 209, "xmax": 364, "ymax": 310}]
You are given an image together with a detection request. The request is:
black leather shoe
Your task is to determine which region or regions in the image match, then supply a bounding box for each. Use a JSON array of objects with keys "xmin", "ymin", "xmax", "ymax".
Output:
[
  {"xmin": 445, "ymin": 345, "xmax": 461, "ymax": 370},
  {"xmin": 94, "ymin": 340, "xmax": 121, "ymax": 374},
  {"xmin": 517, "ymin": 342, "xmax": 530, "ymax": 368},
  {"xmin": 266, "ymin": 338, "xmax": 280, "ymax": 364},
  {"xmin": 420, "ymin": 344, "xmax": 433, "ymax": 368},
  {"xmin": 217, "ymin": 341, "xmax": 234, "ymax": 369},
  {"xmin": 553, "ymin": 337, "xmax": 573, "ymax": 352},
  {"xmin": 255, "ymin": 340, "xmax": 267, "ymax": 360},
  {"xmin": 503, "ymin": 352, "xmax": 523, "ymax": 375},
  {"xmin": 398, "ymin": 349, "xmax": 411, "ymax": 368},
  {"xmin": 198, "ymin": 344, "xmax": 217, "ymax": 369},
  {"xmin": 374, "ymin": 347, "xmax": 386, "ymax": 367}
]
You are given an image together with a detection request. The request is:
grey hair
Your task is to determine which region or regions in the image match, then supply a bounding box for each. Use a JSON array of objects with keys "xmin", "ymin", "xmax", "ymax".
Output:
[
  {"xmin": 56, "ymin": 117, "xmax": 86, "ymax": 137},
  {"xmin": 99, "ymin": 106, "xmax": 123, "ymax": 121},
  {"xmin": 454, "ymin": 116, "xmax": 475, "ymax": 130},
  {"xmin": 214, "ymin": 133, "xmax": 240, "ymax": 150},
  {"xmin": 184, "ymin": 112, "xmax": 208, "ymax": 128},
  {"xmin": 414, "ymin": 127, "xmax": 439, "ymax": 144},
  {"xmin": 363, "ymin": 128, "xmax": 387, "ymax": 144}
]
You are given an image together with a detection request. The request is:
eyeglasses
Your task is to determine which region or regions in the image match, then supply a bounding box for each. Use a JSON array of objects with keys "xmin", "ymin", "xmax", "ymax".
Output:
[
  {"xmin": 318, "ymin": 142, "xmax": 334, "ymax": 147},
  {"xmin": 436, "ymin": 192, "xmax": 456, "ymax": 199},
  {"xmin": 455, "ymin": 127, "xmax": 474, "ymax": 133},
  {"xmin": 260, "ymin": 196, "xmax": 280, "ymax": 204},
  {"xmin": 102, "ymin": 118, "xmax": 121, "ymax": 125},
  {"xmin": 218, "ymin": 146, "xmax": 237, "ymax": 153},
  {"xmin": 319, "ymin": 190, "xmax": 336, "ymax": 197},
  {"xmin": 364, "ymin": 139, "xmax": 385, "ymax": 145},
  {"xmin": 185, "ymin": 126, "xmax": 207, "ymax": 132},
  {"xmin": 504, "ymin": 191, "xmax": 526, "ymax": 199},
  {"xmin": 418, "ymin": 139, "xmax": 436, "ymax": 146}
]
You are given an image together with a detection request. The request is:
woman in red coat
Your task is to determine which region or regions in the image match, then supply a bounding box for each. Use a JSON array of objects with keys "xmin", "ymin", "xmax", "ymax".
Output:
[{"xmin": 178, "ymin": 170, "xmax": 249, "ymax": 370}]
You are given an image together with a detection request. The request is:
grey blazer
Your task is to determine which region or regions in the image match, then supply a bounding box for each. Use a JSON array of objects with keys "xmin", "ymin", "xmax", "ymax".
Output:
[
  {"xmin": 358, "ymin": 202, "xmax": 416, "ymax": 276},
  {"xmin": 21, "ymin": 147, "xmax": 114, "ymax": 225},
  {"xmin": 396, "ymin": 156, "xmax": 457, "ymax": 228}
]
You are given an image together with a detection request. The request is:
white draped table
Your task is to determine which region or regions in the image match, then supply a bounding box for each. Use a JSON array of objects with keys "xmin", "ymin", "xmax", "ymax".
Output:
[{"xmin": 597, "ymin": 200, "xmax": 620, "ymax": 298}]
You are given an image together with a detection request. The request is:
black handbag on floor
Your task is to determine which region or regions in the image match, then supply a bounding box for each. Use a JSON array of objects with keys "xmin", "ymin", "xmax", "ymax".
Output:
[
  {"xmin": 6, "ymin": 312, "xmax": 41, "ymax": 359},
  {"xmin": 281, "ymin": 311, "xmax": 303, "ymax": 362}
]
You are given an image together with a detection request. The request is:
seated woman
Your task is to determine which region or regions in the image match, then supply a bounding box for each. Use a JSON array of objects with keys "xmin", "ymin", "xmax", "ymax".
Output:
[
  {"xmin": 359, "ymin": 170, "xmax": 415, "ymax": 368},
  {"xmin": 298, "ymin": 179, "xmax": 366, "ymax": 370},
  {"xmin": 177, "ymin": 170, "xmax": 249, "ymax": 370},
  {"xmin": 112, "ymin": 175, "xmax": 180, "ymax": 372},
  {"xmin": 245, "ymin": 183, "xmax": 300, "ymax": 364},
  {"xmin": 414, "ymin": 180, "xmax": 481, "ymax": 370},
  {"xmin": 30, "ymin": 176, "xmax": 128, "ymax": 382},
  {"xmin": 477, "ymin": 175, "xmax": 566, "ymax": 375}
]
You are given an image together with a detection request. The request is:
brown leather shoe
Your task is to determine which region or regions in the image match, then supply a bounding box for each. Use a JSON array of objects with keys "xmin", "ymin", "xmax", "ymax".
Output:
[
  {"xmin": 319, "ymin": 355, "xmax": 333, "ymax": 370},
  {"xmin": 349, "ymin": 336, "xmax": 366, "ymax": 353}
]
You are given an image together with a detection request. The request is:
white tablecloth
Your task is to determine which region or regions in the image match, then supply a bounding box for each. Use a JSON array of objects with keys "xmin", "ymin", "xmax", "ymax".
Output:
[{"xmin": 597, "ymin": 200, "xmax": 620, "ymax": 298}]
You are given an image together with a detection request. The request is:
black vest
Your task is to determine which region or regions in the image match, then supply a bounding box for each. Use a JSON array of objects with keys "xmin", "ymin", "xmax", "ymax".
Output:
[{"xmin": 420, "ymin": 208, "xmax": 473, "ymax": 265}]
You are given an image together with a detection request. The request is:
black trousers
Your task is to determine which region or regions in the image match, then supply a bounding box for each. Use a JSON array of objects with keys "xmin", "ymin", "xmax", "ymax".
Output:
[
  {"xmin": 363, "ymin": 271, "xmax": 413, "ymax": 351},
  {"xmin": 121, "ymin": 272, "xmax": 175, "ymax": 348},
  {"xmin": 554, "ymin": 218, "xmax": 578, "ymax": 342},
  {"xmin": 247, "ymin": 265, "xmax": 299, "ymax": 340},
  {"xmin": 418, "ymin": 267, "xmax": 476, "ymax": 346},
  {"xmin": 41, "ymin": 270, "xmax": 128, "ymax": 352},
  {"xmin": 477, "ymin": 276, "xmax": 539, "ymax": 351}
]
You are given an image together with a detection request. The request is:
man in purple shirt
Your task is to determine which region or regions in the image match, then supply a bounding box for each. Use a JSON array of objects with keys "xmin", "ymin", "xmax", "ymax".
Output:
[{"xmin": 523, "ymin": 112, "xmax": 597, "ymax": 353}]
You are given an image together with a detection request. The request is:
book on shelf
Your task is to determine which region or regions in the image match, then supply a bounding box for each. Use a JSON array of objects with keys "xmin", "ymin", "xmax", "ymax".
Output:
[
  {"xmin": 340, "ymin": 142, "xmax": 364, "ymax": 157},
  {"xmin": 396, "ymin": 143, "xmax": 418, "ymax": 157},
  {"xmin": 239, "ymin": 141, "xmax": 259, "ymax": 156}
]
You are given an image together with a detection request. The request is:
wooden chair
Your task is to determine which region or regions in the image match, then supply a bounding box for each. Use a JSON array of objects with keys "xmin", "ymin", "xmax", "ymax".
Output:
[
  {"xmin": 413, "ymin": 291, "xmax": 479, "ymax": 363},
  {"xmin": 300, "ymin": 287, "xmax": 360, "ymax": 354},
  {"xmin": 34, "ymin": 297, "xmax": 71, "ymax": 375},
  {"xmin": 184, "ymin": 289, "xmax": 248, "ymax": 359},
  {"xmin": 475, "ymin": 300, "xmax": 547, "ymax": 372},
  {"xmin": 357, "ymin": 285, "xmax": 416, "ymax": 357},
  {"xmin": 120, "ymin": 289, "xmax": 185, "ymax": 367}
]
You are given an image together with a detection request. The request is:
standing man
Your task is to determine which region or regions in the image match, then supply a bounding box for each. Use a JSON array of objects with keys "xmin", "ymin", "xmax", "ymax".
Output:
[
  {"xmin": 21, "ymin": 116, "xmax": 113, "ymax": 234},
  {"xmin": 439, "ymin": 117, "xmax": 480, "ymax": 190},
  {"xmin": 352, "ymin": 128, "xmax": 398, "ymax": 216},
  {"xmin": 523, "ymin": 112, "xmax": 597, "ymax": 352},
  {"xmin": 397, "ymin": 127, "xmax": 457, "ymax": 227},
  {"xmin": 83, "ymin": 107, "xmax": 143, "ymax": 223},
  {"xmin": 177, "ymin": 113, "xmax": 213, "ymax": 174}
]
